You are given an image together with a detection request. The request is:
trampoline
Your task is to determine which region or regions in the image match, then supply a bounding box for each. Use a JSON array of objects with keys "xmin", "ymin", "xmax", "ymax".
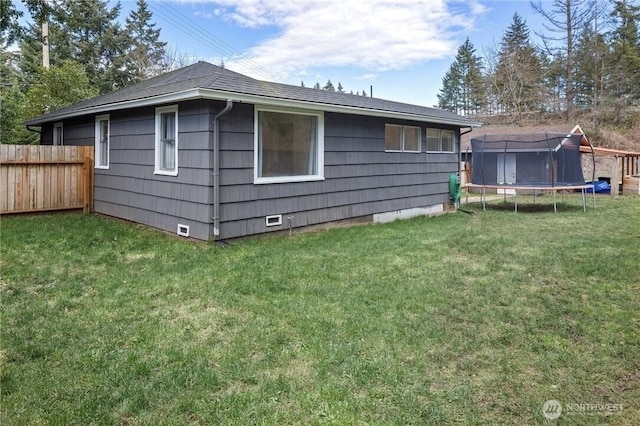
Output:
[{"xmin": 467, "ymin": 131, "xmax": 596, "ymax": 212}]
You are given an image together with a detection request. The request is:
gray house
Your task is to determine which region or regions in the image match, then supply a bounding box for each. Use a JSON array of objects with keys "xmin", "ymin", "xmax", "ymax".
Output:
[{"xmin": 25, "ymin": 62, "xmax": 479, "ymax": 240}]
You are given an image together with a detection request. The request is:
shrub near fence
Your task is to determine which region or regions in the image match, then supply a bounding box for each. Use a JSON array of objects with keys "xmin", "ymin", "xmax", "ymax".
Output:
[{"xmin": 0, "ymin": 145, "xmax": 94, "ymax": 214}]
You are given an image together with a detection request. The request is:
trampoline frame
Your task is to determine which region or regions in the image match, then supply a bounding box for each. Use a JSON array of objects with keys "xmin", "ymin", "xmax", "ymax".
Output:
[{"xmin": 464, "ymin": 183, "xmax": 596, "ymax": 213}]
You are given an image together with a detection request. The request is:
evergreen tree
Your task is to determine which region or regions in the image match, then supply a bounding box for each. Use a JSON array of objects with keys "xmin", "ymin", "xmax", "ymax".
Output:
[
  {"xmin": 362, "ymin": 90, "xmax": 367, "ymax": 96},
  {"xmin": 608, "ymin": 0, "xmax": 640, "ymax": 102},
  {"xmin": 125, "ymin": 0, "xmax": 167, "ymax": 81},
  {"xmin": 337, "ymin": 82, "xmax": 344, "ymax": 93},
  {"xmin": 1, "ymin": 0, "xmax": 23, "ymax": 48},
  {"xmin": 540, "ymin": 52, "xmax": 567, "ymax": 113},
  {"xmin": 314, "ymin": 82, "xmax": 321, "ymax": 89},
  {"xmin": 491, "ymin": 13, "xmax": 545, "ymax": 124},
  {"xmin": 437, "ymin": 38, "xmax": 484, "ymax": 115},
  {"xmin": 324, "ymin": 79, "xmax": 335, "ymax": 91},
  {"xmin": 59, "ymin": 0, "xmax": 128, "ymax": 92},
  {"xmin": 300, "ymin": 81, "xmax": 305, "ymax": 87},
  {"xmin": 19, "ymin": 0, "xmax": 128, "ymax": 94},
  {"xmin": 437, "ymin": 67, "xmax": 461, "ymax": 113},
  {"xmin": 573, "ymin": 22, "xmax": 608, "ymax": 109}
]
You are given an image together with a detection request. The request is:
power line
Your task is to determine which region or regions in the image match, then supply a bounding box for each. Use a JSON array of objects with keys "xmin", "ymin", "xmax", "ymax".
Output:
[{"xmin": 149, "ymin": 2, "xmax": 288, "ymax": 83}]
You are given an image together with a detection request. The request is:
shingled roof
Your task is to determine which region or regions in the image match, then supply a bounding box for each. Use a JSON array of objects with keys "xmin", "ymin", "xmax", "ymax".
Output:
[{"xmin": 25, "ymin": 61, "xmax": 480, "ymax": 127}]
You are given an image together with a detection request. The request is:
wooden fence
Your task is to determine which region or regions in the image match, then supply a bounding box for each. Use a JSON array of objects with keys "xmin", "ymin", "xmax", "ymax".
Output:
[{"xmin": 0, "ymin": 145, "xmax": 94, "ymax": 215}]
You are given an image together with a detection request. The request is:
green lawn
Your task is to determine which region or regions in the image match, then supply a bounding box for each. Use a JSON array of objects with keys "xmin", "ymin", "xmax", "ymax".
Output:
[{"xmin": 1, "ymin": 195, "xmax": 639, "ymax": 425}]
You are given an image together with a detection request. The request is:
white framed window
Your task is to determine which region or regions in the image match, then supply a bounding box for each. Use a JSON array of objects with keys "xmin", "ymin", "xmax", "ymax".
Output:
[
  {"xmin": 155, "ymin": 105, "xmax": 178, "ymax": 176},
  {"xmin": 94, "ymin": 114, "xmax": 110, "ymax": 169},
  {"xmin": 426, "ymin": 128, "xmax": 456, "ymax": 153},
  {"xmin": 53, "ymin": 122, "xmax": 63, "ymax": 145},
  {"xmin": 254, "ymin": 106, "xmax": 324, "ymax": 184},
  {"xmin": 384, "ymin": 124, "xmax": 421, "ymax": 152}
]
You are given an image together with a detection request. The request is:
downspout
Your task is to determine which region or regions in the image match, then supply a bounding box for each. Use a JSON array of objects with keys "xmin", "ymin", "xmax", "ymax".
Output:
[
  {"xmin": 459, "ymin": 127, "xmax": 474, "ymax": 188},
  {"xmin": 459, "ymin": 127, "xmax": 473, "ymax": 167},
  {"xmin": 212, "ymin": 99, "xmax": 233, "ymax": 239}
]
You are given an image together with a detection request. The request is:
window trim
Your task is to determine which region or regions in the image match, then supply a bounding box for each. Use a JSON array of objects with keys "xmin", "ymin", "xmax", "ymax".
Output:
[
  {"xmin": 154, "ymin": 105, "xmax": 179, "ymax": 176},
  {"xmin": 253, "ymin": 105, "xmax": 324, "ymax": 185},
  {"xmin": 384, "ymin": 124, "xmax": 422, "ymax": 153},
  {"xmin": 94, "ymin": 114, "xmax": 110, "ymax": 169},
  {"xmin": 426, "ymin": 128, "xmax": 456, "ymax": 153},
  {"xmin": 53, "ymin": 122, "xmax": 63, "ymax": 146}
]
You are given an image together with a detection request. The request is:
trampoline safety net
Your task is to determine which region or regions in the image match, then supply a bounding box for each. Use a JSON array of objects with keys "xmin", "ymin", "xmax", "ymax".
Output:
[{"xmin": 470, "ymin": 133, "xmax": 587, "ymax": 187}]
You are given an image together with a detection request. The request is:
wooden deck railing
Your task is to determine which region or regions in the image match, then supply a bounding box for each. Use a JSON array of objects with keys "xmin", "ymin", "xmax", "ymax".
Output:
[{"xmin": 0, "ymin": 145, "xmax": 94, "ymax": 215}]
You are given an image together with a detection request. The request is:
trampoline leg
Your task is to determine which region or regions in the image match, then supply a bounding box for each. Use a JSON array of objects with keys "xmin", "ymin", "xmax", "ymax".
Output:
[
  {"xmin": 553, "ymin": 190, "xmax": 557, "ymax": 213},
  {"xmin": 515, "ymin": 190, "xmax": 518, "ymax": 212},
  {"xmin": 482, "ymin": 187, "xmax": 486, "ymax": 211},
  {"xmin": 592, "ymin": 188, "xmax": 596, "ymax": 209},
  {"xmin": 582, "ymin": 189, "xmax": 586, "ymax": 212}
]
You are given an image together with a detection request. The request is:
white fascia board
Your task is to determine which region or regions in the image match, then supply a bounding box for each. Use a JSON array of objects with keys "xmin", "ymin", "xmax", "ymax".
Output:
[
  {"xmin": 27, "ymin": 87, "xmax": 480, "ymax": 128},
  {"xmin": 196, "ymin": 88, "xmax": 480, "ymax": 127},
  {"xmin": 24, "ymin": 89, "xmax": 203, "ymax": 125}
]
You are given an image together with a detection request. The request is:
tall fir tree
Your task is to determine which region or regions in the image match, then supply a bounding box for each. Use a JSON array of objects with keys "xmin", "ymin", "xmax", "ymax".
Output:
[
  {"xmin": 437, "ymin": 67, "xmax": 461, "ymax": 113},
  {"xmin": 573, "ymin": 22, "xmax": 608, "ymax": 109},
  {"xmin": 608, "ymin": 0, "xmax": 640, "ymax": 102},
  {"xmin": 125, "ymin": 0, "xmax": 167, "ymax": 82},
  {"xmin": 490, "ymin": 13, "xmax": 544, "ymax": 124},
  {"xmin": 437, "ymin": 38, "xmax": 484, "ymax": 115}
]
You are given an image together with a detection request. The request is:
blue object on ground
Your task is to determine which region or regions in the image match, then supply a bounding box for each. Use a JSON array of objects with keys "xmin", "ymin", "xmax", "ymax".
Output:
[{"xmin": 585, "ymin": 180, "xmax": 611, "ymax": 194}]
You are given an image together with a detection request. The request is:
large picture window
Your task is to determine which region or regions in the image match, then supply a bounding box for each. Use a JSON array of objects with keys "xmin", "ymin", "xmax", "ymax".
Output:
[
  {"xmin": 155, "ymin": 105, "xmax": 178, "ymax": 176},
  {"xmin": 385, "ymin": 124, "xmax": 421, "ymax": 152},
  {"xmin": 95, "ymin": 115, "xmax": 109, "ymax": 169},
  {"xmin": 426, "ymin": 128, "xmax": 456, "ymax": 152},
  {"xmin": 255, "ymin": 107, "xmax": 324, "ymax": 184}
]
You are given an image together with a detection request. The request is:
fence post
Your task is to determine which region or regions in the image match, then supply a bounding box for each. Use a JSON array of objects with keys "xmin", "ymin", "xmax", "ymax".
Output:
[{"xmin": 83, "ymin": 150, "xmax": 93, "ymax": 213}]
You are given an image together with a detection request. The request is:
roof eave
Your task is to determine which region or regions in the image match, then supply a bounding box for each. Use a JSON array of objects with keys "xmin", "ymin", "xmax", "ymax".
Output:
[{"xmin": 24, "ymin": 88, "xmax": 481, "ymax": 128}]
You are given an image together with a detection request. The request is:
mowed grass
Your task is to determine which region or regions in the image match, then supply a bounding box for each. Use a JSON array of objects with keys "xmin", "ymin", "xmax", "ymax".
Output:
[{"xmin": 1, "ymin": 195, "xmax": 639, "ymax": 425}]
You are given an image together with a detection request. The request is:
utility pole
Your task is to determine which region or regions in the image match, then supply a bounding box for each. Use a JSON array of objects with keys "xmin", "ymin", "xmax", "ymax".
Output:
[
  {"xmin": 42, "ymin": 0, "xmax": 49, "ymax": 68},
  {"xmin": 42, "ymin": 21, "xmax": 49, "ymax": 68}
]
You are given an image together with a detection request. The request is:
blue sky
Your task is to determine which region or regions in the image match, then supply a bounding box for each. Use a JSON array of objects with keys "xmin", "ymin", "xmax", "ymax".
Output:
[{"xmin": 18, "ymin": 0, "xmax": 556, "ymax": 107}]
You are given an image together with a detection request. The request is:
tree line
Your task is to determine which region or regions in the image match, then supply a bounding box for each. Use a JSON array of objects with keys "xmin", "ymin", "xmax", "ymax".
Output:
[
  {"xmin": 301, "ymin": 79, "xmax": 370, "ymax": 97},
  {"xmin": 437, "ymin": 0, "xmax": 639, "ymax": 128},
  {"xmin": 1, "ymin": 0, "xmax": 171, "ymax": 144}
]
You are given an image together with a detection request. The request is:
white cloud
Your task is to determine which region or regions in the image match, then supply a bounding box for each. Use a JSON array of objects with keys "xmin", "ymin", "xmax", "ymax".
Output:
[{"xmin": 203, "ymin": 0, "xmax": 487, "ymax": 79}]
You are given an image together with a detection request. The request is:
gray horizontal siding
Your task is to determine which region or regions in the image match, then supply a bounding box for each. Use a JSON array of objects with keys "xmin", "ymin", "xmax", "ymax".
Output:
[
  {"xmin": 93, "ymin": 100, "xmax": 215, "ymax": 240},
  {"xmin": 217, "ymin": 107, "xmax": 459, "ymax": 239},
  {"xmin": 95, "ymin": 200, "xmax": 209, "ymax": 241},
  {"xmin": 38, "ymin": 98, "xmax": 460, "ymax": 241},
  {"xmin": 40, "ymin": 117, "xmax": 94, "ymax": 146}
]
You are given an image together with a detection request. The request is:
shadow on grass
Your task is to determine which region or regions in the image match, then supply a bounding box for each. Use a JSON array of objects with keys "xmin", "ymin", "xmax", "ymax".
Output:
[{"xmin": 483, "ymin": 202, "xmax": 587, "ymax": 213}]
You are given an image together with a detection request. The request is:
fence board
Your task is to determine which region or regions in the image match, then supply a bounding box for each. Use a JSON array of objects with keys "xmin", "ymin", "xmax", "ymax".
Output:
[{"xmin": 0, "ymin": 145, "xmax": 94, "ymax": 215}]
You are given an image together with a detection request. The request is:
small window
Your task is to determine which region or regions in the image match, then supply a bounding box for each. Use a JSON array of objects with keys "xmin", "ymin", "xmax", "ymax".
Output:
[
  {"xmin": 385, "ymin": 124, "xmax": 421, "ymax": 152},
  {"xmin": 53, "ymin": 122, "xmax": 63, "ymax": 146},
  {"xmin": 255, "ymin": 106, "xmax": 324, "ymax": 184},
  {"xmin": 384, "ymin": 125, "xmax": 402, "ymax": 151},
  {"xmin": 95, "ymin": 115, "xmax": 110, "ymax": 169},
  {"xmin": 426, "ymin": 128, "xmax": 456, "ymax": 153},
  {"xmin": 155, "ymin": 105, "xmax": 178, "ymax": 176}
]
